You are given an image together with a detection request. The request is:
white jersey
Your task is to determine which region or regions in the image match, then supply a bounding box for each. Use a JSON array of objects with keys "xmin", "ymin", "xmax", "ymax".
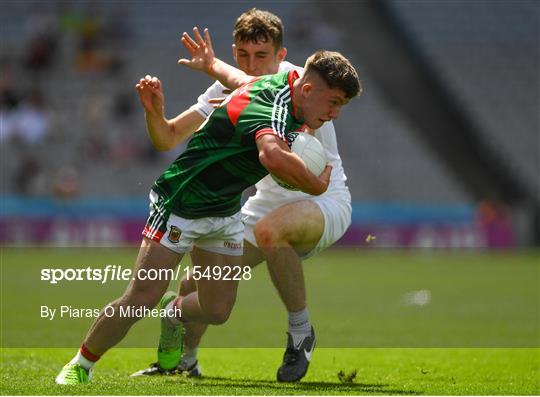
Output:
[{"xmin": 190, "ymin": 61, "xmax": 349, "ymax": 199}]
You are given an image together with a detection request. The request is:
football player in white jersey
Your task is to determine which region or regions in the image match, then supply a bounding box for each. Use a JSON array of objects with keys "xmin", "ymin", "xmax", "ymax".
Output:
[{"xmin": 135, "ymin": 9, "xmax": 353, "ymax": 382}]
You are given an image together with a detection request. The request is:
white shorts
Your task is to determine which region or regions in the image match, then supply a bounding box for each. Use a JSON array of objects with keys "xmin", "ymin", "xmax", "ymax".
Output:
[
  {"xmin": 142, "ymin": 191, "xmax": 244, "ymax": 256},
  {"xmin": 241, "ymin": 189, "xmax": 352, "ymax": 259}
]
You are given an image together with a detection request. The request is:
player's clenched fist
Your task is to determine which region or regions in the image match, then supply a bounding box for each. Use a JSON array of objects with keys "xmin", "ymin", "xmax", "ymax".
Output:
[{"xmin": 135, "ymin": 75, "xmax": 165, "ymax": 117}]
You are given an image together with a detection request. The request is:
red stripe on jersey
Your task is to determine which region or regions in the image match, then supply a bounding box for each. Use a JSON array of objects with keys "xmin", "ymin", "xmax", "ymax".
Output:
[
  {"xmin": 287, "ymin": 70, "xmax": 300, "ymax": 118},
  {"xmin": 255, "ymin": 127, "xmax": 287, "ymax": 142},
  {"xmin": 153, "ymin": 230, "xmax": 164, "ymax": 241},
  {"xmin": 226, "ymin": 79, "xmax": 258, "ymax": 127},
  {"xmin": 142, "ymin": 224, "xmax": 152, "ymax": 236},
  {"xmin": 142, "ymin": 225, "xmax": 164, "ymax": 242}
]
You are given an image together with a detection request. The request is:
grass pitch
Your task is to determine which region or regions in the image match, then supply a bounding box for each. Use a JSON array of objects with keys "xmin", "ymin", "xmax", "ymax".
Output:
[
  {"xmin": 1, "ymin": 248, "xmax": 539, "ymax": 394},
  {"xmin": 1, "ymin": 347, "xmax": 538, "ymax": 395}
]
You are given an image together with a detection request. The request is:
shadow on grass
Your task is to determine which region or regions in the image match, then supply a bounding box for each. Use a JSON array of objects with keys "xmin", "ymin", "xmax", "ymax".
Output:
[{"xmin": 183, "ymin": 375, "xmax": 421, "ymax": 395}]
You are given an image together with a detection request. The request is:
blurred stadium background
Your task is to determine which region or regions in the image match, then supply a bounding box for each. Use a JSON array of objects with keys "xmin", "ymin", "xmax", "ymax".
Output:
[{"xmin": 1, "ymin": 0, "xmax": 539, "ymax": 248}]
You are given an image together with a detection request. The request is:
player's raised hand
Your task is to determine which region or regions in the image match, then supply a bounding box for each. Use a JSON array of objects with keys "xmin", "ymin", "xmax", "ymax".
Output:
[
  {"xmin": 178, "ymin": 27, "xmax": 215, "ymax": 74},
  {"xmin": 135, "ymin": 75, "xmax": 164, "ymax": 117}
]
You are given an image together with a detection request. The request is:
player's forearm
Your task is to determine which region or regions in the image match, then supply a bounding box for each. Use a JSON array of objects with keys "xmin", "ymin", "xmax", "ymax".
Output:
[
  {"xmin": 145, "ymin": 109, "xmax": 204, "ymax": 151},
  {"xmin": 261, "ymin": 149, "xmax": 326, "ymax": 195},
  {"xmin": 208, "ymin": 59, "xmax": 251, "ymax": 90},
  {"xmin": 145, "ymin": 111, "xmax": 175, "ymax": 151}
]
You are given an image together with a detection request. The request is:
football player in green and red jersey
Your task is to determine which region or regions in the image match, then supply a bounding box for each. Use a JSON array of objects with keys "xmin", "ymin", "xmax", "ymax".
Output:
[{"xmin": 55, "ymin": 25, "xmax": 360, "ymax": 385}]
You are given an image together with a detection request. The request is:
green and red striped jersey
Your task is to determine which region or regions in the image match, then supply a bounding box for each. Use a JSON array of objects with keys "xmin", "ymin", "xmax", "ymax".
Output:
[{"xmin": 153, "ymin": 70, "xmax": 304, "ymax": 219}]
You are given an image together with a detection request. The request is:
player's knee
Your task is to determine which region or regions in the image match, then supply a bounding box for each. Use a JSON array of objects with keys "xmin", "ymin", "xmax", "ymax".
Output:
[
  {"xmin": 207, "ymin": 312, "xmax": 230, "ymax": 325},
  {"xmin": 201, "ymin": 299, "xmax": 234, "ymax": 325},
  {"xmin": 205, "ymin": 305, "xmax": 232, "ymax": 325},
  {"xmin": 254, "ymin": 222, "xmax": 285, "ymax": 247}
]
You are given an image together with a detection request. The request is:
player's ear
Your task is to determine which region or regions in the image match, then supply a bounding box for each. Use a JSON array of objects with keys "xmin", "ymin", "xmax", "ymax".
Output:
[
  {"xmin": 277, "ymin": 47, "xmax": 287, "ymax": 62},
  {"xmin": 232, "ymin": 44, "xmax": 238, "ymax": 62},
  {"xmin": 301, "ymin": 82, "xmax": 313, "ymax": 98}
]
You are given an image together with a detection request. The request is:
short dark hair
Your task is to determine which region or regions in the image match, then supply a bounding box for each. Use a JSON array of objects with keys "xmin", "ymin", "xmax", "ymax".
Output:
[
  {"xmin": 304, "ymin": 50, "xmax": 361, "ymax": 100},
  {"xmin": 233, "ymin": 8, "xmax": 284, "ymax": 50}
]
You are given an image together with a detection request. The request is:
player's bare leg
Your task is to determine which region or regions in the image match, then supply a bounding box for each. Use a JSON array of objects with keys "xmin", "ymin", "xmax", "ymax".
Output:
[
  {"xmin": 175, "ymin": 242, "xmax": 264, "ymax": 375},
  {"xmin": 83, "ymin": 238, "xmax": 183, "ymax": 354},
  {"xmin": 254, "ymin": 200, "xmax": 323, "ymax": 311},
  {"xmin": 174, "ymin": 273, "xmax": 205, "ymax": 376},
  {"xmin": 133, "ymin": 247, "xmax": 244, "ymax": 377},
  {"xmin": 178, "ymin": 247, "xmax": 241, "ymax": 324},
  {"xmin": 179, "ymin": 242, "xmax": 264, "ymax": 322},
  {"xmin": 253, "ymin": 200, "xmax": 323, "ymax": 382},
  {"xmin": 154, "ymin": 247, "xmax": 241, "ymax": 377},
  {"xmin": 176, "ymin": 241, "xmax": 261, "ymax": 353},
  {"xmin": 174, "ymin": 249, "xmax": 242, "ymax": 374},
  {"xmin": 178, "ymin": 273, "xmax": 206, "ymax": 350},
  {"xmin": 56, "ymin": 238, "xmax": 183, "ymax": 384}
]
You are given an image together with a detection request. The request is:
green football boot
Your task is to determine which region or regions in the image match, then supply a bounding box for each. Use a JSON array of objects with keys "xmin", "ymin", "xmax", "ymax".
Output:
[
  {"xmin": 157, "ymin": 291, "xmax": 184, "ymax": 370},
  {"xmin": 55, "ymin": 363, "xmax": 92, "ymax": 385}
]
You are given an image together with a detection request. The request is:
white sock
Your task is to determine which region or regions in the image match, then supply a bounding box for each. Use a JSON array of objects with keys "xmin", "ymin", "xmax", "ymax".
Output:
[
  {"xmin": 288, "ymin": 308, "xmax": 311, "ymax": 347},
  {"xmin": 182, "ymin": 346, "xmax": 198, "ymax": 367},
  {"xmin": 70, "ymin": 351, "xmax": 95, "ymax": 371},
  {"xmin": 165, "ymin": 298, "xmax": 182, "ymax": 325}
]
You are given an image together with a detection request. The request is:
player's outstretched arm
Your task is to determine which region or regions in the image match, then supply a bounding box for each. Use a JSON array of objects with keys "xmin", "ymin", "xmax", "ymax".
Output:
[
  {"xmin": 256, "ymin": 134, "xmax": 332, "ymax": 196},
  {"xmin": 136, "ymin": 75, "xmax": 204, "ymax": 151},
  {"xmin": 178, "ymin": 27, "xmax": 251, "ymax": 90}
]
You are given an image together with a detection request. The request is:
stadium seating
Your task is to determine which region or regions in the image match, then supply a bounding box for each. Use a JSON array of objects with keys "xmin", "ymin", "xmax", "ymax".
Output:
[{"xmin": 1, "ymin": 1, "xmax": 537, "ymax": 205}]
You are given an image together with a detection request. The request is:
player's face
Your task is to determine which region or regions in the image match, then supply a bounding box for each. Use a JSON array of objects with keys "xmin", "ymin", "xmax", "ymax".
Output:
[
  {"xmin": 232, "ymin": 40, "xmax": 286, "ymax": 76},
  {"xmin": 297, "ymin": 79, "xmax": 348, "ymax": 129}
]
